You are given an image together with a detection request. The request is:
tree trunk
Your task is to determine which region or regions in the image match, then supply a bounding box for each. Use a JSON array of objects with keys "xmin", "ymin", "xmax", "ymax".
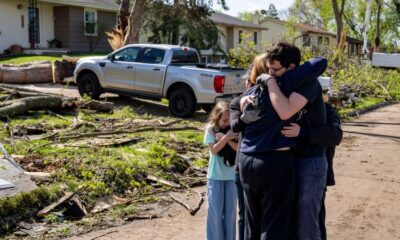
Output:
[
  {"xmin": 332, "ymin": 0, "xmax": 346, "ymax": 46},
  {"xmin": 124, "ymin": 0, "xmax": 147, "ymax": 45},
  {"xmin": 171, "ymin": 0, "xmax": 181, "ymax": 45},
  {"xmin": 0, "ymin": 61, "xmax": 53, "ymax": 84},
  {"xmin": 0, "ymin": 96, "xmax": 64, "ymax": 118},
  {"xmin": 119, "ymin": 0, "xmax": 130, "ymax": 32},
  {"xmin": 374, "ymin": 0, "xmax": 382, "ymax": 52},
  {"xmin": 53, "ymin": 56, "xmax": 79, "ymax": 83}
]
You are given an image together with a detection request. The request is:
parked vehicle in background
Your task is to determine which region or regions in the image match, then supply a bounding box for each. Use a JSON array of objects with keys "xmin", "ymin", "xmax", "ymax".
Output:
[
  {"xmin": 74, "ymin": 44, "xmax": 246, "ymax": 117},
  {"xmin": 371, "ymin": 53, "xmax": 400, "ymax": 68}
]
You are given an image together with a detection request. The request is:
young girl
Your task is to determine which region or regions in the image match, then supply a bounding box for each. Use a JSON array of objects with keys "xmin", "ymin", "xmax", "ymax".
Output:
[{"xmin": 204, "ymin": 101, "xmax": 238, "ymax": 240}]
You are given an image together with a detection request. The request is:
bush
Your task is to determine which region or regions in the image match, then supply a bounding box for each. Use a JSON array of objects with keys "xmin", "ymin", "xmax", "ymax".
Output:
[{"xmin": 47, "ymin": 39, "xmax": 62, "ymax": 48}]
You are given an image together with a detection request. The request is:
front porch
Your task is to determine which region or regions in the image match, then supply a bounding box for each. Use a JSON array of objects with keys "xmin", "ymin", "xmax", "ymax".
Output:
[{"xmin": 23, "ymin": 48, "xmax": 70, "ymax": 56}]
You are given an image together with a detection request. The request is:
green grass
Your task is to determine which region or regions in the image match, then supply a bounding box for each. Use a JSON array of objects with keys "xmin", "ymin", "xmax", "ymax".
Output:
[
  {"xmin": 0, "ymin": 53, "xmax": 108, "ymax": 65},
  {"xmin": 338, "ymin": 97, "xmax": 386, "ymax": 116}
]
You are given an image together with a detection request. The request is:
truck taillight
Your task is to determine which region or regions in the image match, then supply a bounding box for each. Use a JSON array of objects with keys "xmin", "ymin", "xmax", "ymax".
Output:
[{"xmin": 214, "ymin": 75, "xmax": 225, "ymax": 93}]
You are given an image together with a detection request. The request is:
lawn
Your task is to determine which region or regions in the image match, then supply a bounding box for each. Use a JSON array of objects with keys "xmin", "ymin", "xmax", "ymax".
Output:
[{"xmin": 0, "ymin": 53, "xmax": 108, "ymax": 65}]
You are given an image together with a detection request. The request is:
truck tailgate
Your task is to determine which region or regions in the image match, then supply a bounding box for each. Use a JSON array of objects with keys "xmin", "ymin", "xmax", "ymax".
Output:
[{"xmin": 223, "ymin": 71, "xmax": 246, "ymax": 94}]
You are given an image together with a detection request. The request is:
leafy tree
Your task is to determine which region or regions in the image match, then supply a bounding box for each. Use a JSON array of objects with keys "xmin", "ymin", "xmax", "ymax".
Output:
[
  {"xmin": 238, "ymin": 10, "xmax": 264, "ymax": 23},
  {"xmin": 265, "ymin": 4, "xmax": 279, "ymax": 19},
  {"xmin": 143, "ymin": 0, "xmax": 226, "ymax": 54},
  {"xmin": 110, "ymin": 0, "xmax": 228, "ymax": 51}
]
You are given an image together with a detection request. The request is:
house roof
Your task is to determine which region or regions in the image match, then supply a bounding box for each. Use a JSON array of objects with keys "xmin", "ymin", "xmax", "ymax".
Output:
[
  {"xmin": 210, "ymin": 12, "xmax": 268, "ymax": 30},
  {"xmin": 260, "ymin": 17, "xmax": 336, "ymax": 37},
  {"xmin": 39, "ymin": 0, "xmax": 119, "ymax": 11}
]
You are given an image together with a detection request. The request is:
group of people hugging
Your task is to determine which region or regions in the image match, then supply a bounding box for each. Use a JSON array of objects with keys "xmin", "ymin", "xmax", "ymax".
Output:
[{"xmin": 203, "ymin": 41, "xmax": 343, "ymax": 240}]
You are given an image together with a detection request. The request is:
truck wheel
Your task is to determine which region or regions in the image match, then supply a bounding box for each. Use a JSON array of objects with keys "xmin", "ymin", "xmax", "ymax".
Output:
[
  {"xmin": 168, "ymin": 87, "xmax": 196, "ymax": 118},
  {"xmin": 77, "ymin": 73, "xmax": 102, "ymax": 100},
  {"xmin": 201, "ymin": 104, "xmax": 214, "ymax": 113}
]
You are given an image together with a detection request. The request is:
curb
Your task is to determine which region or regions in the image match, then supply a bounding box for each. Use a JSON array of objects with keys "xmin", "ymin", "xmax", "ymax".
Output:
[{"xmin": 345, "ymin": 101, "xmax": 395, "ymax": 118}]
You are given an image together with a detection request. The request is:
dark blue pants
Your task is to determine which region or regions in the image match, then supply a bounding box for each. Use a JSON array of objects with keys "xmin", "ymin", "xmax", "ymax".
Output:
[
  {"xmin": 319, "ymin": 190, "xmax": 327, "ymax": 240},
  {"xmin": 239, "ymin": 151, "xmax": 295, "ymax": 240},
  {"xmin": 296, "ymin": 156, "xmax": 327, "ymax": 240},
  {"xmin": 235, "ymin": 171, "xmax": 245, "ymax": 240}
]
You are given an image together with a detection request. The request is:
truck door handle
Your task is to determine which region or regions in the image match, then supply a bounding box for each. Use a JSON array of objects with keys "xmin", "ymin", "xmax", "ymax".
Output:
[
  {"xmin": 152, "ymin": 68, "xmax": 160, "ymax": 71},
  {"xmin": 126, "ymin": 66, "xmax": 133, "ymax": 69}
]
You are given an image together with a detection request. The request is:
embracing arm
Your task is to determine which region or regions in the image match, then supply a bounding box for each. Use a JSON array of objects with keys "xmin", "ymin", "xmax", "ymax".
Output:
[{"xmin": 267, "ymin": 57, "xmax": 328, "ymax": 120}]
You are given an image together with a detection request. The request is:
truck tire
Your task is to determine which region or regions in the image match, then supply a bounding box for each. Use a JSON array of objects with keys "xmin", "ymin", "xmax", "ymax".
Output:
[
  {"xmin": 77, "ymin": 72, "xmax": 102, "ymax": 100},
  {"xmin": 168, "ymin": 87, "xmax": 196, "ymax": 118},
  {"xmin": 201, "ymin": 104, "xmax": 214, "ymax": 113}
]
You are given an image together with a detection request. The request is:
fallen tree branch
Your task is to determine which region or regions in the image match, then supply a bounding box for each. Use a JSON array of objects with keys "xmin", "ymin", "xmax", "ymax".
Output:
[
  {"xmin": 53, "ymin": 126, "xmax": 201, "ymax": 141},
  {"xmin": 147, "ymin": 175, "xmax": 181, "ymax": 188},
  {"xmin": 169, "ymin": 189, "xmax": 204, "ymax": 216}
]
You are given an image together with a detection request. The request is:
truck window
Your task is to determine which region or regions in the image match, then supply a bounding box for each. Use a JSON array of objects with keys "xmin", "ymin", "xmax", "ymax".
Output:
[
  {"xmin": 172, "ymin": 49, "xmax": 200, "ymax": 64},
  {"xmin": 114, "ymin": 47, "xmax": 140, "ymax": 62},
  {"xmin": 139, "ymin": 48, "xmax": 166, "ymax": 64}
]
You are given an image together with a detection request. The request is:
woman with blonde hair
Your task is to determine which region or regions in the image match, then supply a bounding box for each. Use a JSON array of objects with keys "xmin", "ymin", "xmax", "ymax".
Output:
[{"xmin": 249, "ymin": 53, "xmax": 269, "ymax": 85}]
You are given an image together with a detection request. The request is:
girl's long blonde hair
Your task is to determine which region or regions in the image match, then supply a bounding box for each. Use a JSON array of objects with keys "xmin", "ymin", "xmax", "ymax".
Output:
[
  {"xmin": 208, "ymin": 101, "xmax": 230, "ymax": 130},
  {"xmin": 250, "ymin": 53, "xmax": 269, "ymax": 85}
]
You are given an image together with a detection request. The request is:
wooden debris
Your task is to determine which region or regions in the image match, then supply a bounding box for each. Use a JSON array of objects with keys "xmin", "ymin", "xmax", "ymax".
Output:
[
  {"xmin": 91, "ymin": 195, "xmax": 129, "ymax": 214},
  {"xmin": 75, "ymin": 100, "xmax": 115, "ymax": 113},
  {"xmin": 147, "ymin": 175, "xmax": 181, "ymax": 188},
  {"xmin": 123, "ymin": 214, "xmax": 159, "ymax": 221},
  {"xmin": 24, "ymin": 171, "xmax": 53, "ymax": 181},
  {"xmin": 0, "ymin": 61, "xmax": 53, "ymax": 84},
  {"xmin": 0, "ymin": 96, "xmax": 64, "ymax": 118},
  {"xmin": 169, "ymin": 189, "xmax": 204, "ymax": 216},
  {"xmin": 53, "ymin": 56, "xmax": 79, "ymax": 83},
  {"xmin": 37, "ymin": 191, "xmax": 76, "ymax": 217}
]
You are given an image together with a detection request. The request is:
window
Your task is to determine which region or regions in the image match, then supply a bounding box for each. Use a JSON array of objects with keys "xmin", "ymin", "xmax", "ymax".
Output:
[
  {"xmin": 303, "ymin": 34, "xmax": 311, "ymax": 46},
  {"xmin": 140, "ymin": 48, "xmax": 166, "ymax": 64},
  {"xmin": 84, "ymin": 9, "xmax": 97, "ymax": 36},
  {"xmin": 350, "ymin": 44, "xmax": 355, "ymax": 54},
  {"xmin": 172, "ymin": 49, "xmax": 200, "ymax": 64},
  {"xmin": 324, "ymin": 37, "xmax": 330, "ymax": 45},
  {"xmin": 239, "ymin": 30, "xmax": 243, "ymax": 44},
  {"xmin": 254, "ymin": 32, "xmax": 258, "ymax": 45},
  {"xmin": 318, "ymin": 36, "xmax": 323, "ymax": 45},
  {"xmin": 113, "ymin": 47, "xmax": 140, "ymax": 62}
]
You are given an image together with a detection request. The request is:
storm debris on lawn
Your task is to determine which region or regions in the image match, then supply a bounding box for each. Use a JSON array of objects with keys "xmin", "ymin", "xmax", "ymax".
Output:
[{"xmin": 0, "ymin": 90, "xmax": 208, "ymax": 238}]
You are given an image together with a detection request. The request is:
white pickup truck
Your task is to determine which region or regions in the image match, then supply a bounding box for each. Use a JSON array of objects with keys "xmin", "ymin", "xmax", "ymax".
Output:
[{"xmin": 74, "ymin": 44, "xmax": 246, "ymax": 117}]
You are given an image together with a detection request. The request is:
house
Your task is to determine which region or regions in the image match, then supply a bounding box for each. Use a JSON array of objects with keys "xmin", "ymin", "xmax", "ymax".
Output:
[
  {"xmin": 204, "ymin": 12, "xmax": 268, "ymax": 63},
  {"xmin": 259, "ymin": 18, "xmax": 363, "ymax": 57},
  {"xmin": 0, "ymin": 0, "xmax": 265, "ymax": 60},
  {"xmin": 0, "ymin": 0, "xmax": 118, "ymax": 53}
]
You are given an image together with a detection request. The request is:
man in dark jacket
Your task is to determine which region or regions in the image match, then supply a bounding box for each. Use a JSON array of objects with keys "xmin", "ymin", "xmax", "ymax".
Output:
[{"xmin": 281, "ymin": 83, "xmax": 343, "ymax": 240}]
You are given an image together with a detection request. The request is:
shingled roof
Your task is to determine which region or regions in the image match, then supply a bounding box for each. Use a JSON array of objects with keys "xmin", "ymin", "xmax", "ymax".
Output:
[{"xmin": 210, "ymin": 12, "xmax": 268, "ymax": 30}]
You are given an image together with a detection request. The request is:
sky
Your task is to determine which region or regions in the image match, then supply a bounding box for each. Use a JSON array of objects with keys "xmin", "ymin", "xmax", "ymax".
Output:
[{"xmin": 215, "ymin": 0, "xmax": 295, "ymax": 18}]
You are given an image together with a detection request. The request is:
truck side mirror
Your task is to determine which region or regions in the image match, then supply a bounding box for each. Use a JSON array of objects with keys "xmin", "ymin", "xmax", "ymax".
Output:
[{"xmin": 108, "ymin": 54, "xmax": 115, "ymax": 62}]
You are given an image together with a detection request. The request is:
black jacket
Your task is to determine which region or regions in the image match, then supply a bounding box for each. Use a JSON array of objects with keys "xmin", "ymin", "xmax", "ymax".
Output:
[{"xmin": 300, "ymin": 103, "xmax": 343, "ymax": 186}]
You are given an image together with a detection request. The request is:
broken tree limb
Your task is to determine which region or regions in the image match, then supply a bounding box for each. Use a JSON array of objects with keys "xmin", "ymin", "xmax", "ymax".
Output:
[
  {"xmin": 37, "ymin": 191, "xmax": 76, "ymax": 217},
  {"xmin": 147, "ymin": 175, "xmax": 181, "ymax": 188},
  {"xmin": 189, "ymin": 189, "xmax": 204, "ymax": 216},
  {"xmin": 169, "ymin": 190, "xmax": 204, "ymax": 216},
  {"xmin": 75, "ymin": 100, "xmax": 115, "ymax": 113},
  {"xmin": 53, "ymin": 126, "xmax": 201, "ymax": 141},
  {"xmin": 0, "ymin": 96, "xmax": 64, "ymax": 118}
]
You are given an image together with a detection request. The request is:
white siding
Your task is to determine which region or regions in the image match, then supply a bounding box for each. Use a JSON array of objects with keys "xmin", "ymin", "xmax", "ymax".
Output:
[
  {"xmin": 38, "ymin": 3, "xmax": 54, "ymax": 48},
  {"xmin": 0, "ymin": 0, "xmax": 54, "ymax": 51},
  {"xmin": 0, "ymin": 0, "xmax": 29, "ymax": 51}
]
